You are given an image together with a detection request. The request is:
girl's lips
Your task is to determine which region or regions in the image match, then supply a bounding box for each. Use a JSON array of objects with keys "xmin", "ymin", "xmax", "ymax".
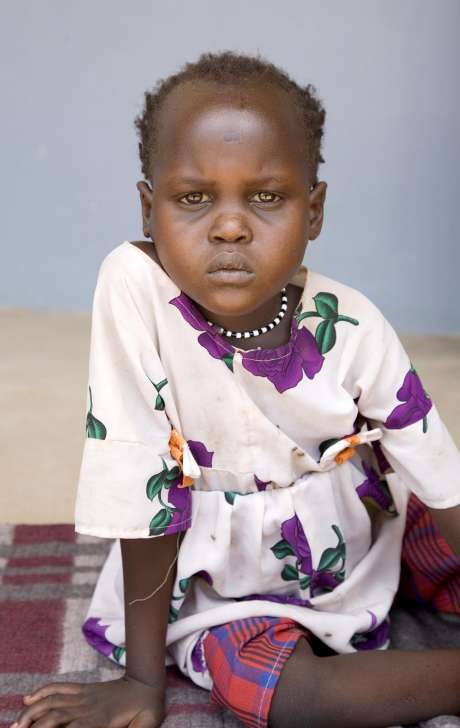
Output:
[
  {"xmin": 207, "ymin": 252, "xmax": 252, "ymax": 273},
  {"xmin": 207, "ymin": 269, "xmax": 256, "ymax": 285}
]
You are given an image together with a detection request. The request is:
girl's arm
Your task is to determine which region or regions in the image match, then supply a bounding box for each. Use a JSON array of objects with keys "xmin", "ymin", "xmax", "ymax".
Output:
[
  {"xmin": 121, "ymin": 532, "xmax": 181, "ymax": 692},
  {"xmin": 270, "ymin": 635, "xmax": 460, "ymax": 727},
  {"xmin": 14, "ymin": 534, "xmax": 180, "ymax": 728},
  {"xmin": 427, "ymin": 503, "xmax": 460, "ymax": 562}
]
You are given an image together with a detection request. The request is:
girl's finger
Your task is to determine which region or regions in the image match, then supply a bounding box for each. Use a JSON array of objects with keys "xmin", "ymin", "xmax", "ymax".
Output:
[
  {"xmin": 24, "ymin": 707, "xmax": 79, "ymax": 728},
  {"xmin": 23, "ymin": 682, "xmax": 83, "ymax": 703},
  {"xmin": 128, "ymin": 709, "xmax": 158, "ymax": 728},
  {"xmin": 15, "ymin": 693, "xmax": 83, "ymax": 728}
]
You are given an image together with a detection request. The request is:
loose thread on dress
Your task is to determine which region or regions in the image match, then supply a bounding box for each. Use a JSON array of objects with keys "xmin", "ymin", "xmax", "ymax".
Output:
[{"xmin": 127, "ymin": 531, "xmax": 181, "ymax": 606}]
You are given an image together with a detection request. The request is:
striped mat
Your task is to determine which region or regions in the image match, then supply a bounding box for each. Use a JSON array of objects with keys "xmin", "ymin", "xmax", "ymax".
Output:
[
  {"xmin": 2, "ymin": 524, "xmax": 460, "ymax": 728},
  {"xmin": 0, "ymin": 524, "xmax": 241, "ymax": 728}
]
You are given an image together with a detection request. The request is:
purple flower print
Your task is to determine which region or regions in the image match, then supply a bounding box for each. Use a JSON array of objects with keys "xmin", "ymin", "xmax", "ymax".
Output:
[
  {"xmin": 309, "ymin": 570, "xmax": 340, "ymax": 593},
  {"xmin": 82, "ymin": 617, "xmax": 115, "ymax": 658},
  {"xmin": 148, "ymin": 467, "xmax": 192, "ymax": 537},
  {"xmin": 187, "ymin": 440, "xmax": 214, "ymax": 468},
  {"xmin": 368, "ymin": 609, "xmax": 377, "ymax": 630},
  {"xmin": 164, "ymin": 480, "xmax": 192, "ymax": 535},
  {"xmin": 281, "ymin": 514, "xmax": 313, "ymax": 574},
  {"xmin": 194, "ymin": 569, "xmax": 213, "ymax": 586},
  {"xmin": 191, "ymin": 633, "xmax": 207, "ymax": 673},
  {"xmin": 356, "ymin": 461, "xmax": 395, "ymax": 514},
  {"xmin": 169, "ymin": 293, "xmax": 213, "ymax": 333},
  {"xmin": 169, "ymin": 293, "xmax": 235, "ymax": 369},
  {"xmin": 198, "ymin": 331, "xmax": 235, "ymax": 363},
  {"xmin": 241, "ymin": 318, "xmax": 324, "ymax": 393},
  {"xmin": 273, "ymin": 517, "xmax": 346, "ymax": 597},
  {"xmin": 236, "ymin": 592, "xmax": 313, "ymax": 608},
  {"xmin": 254, "ymin": 474, "xmax": 271, "ymax": 491},
  {"xmin": 384, "ymin": 367, "xmax": 432, "ymax": 432},
  {"xmin": 170, "ymin": 291, "xmax": 324, "ymax": 390},
  {"xmin": 351, "ymin": 616, "xmax": 390, "ymax": 651}
]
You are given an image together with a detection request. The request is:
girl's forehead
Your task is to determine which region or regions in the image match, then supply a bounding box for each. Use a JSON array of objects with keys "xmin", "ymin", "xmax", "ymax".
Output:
[
  {"xmin": 159, "ymin": 80, "xmax": 302, "ymax": 139},
  {"xmin": 155, "ymin": 81, "xmax": 306, "ymax": 176}
]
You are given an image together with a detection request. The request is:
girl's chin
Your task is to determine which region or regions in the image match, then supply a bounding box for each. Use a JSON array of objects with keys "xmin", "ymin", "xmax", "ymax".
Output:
[{"xmin": 196, "ymin": 292, "xmax": 262, "ymax": 323}]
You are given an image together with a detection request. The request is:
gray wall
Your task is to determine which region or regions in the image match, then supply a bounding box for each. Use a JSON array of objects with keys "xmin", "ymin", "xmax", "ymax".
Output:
[{"xmin": 1, "ymin": 0, "xmax": 459, "ymax": 332}]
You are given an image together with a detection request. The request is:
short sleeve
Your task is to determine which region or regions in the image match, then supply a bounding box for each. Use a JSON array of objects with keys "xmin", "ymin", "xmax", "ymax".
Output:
[
  {"xmin": 74, "ymin": 252, "xmax": 192, "ymax": 539},
  {"xmin": 350, "ymin": 301, "xmax": 460, "ymax": 509}
]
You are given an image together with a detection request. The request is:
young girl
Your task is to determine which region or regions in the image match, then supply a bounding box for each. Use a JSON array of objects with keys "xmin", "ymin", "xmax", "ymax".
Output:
[{"xmin": 14, "ymin": 51, "xmax": 460, "ymax": 728}]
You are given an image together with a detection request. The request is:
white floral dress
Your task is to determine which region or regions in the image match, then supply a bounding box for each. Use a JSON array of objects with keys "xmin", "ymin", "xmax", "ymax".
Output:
[{"xmin": 75, "ymin": 240, "xmax": 460, "ymax": 689}]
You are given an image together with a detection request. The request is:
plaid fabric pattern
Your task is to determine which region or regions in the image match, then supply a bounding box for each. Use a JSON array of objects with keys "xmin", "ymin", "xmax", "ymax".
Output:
[
  {"xmin": 0, "ymin": 525, "xmax": 241, "ymax": 728},
  {"xmin": 203, "ymin": 616, "xmax": 310, "ymax": 728},
  {"xmin": 398, "ymin": 493, "xmax": 460, "ymax": 613},
  {"xmin": 2, "ymin": 494, "xmax": 460, "ymax": 728},
  {"xmin": 202, "ymin": 494, "xmax": 460, "ymax": 728}
]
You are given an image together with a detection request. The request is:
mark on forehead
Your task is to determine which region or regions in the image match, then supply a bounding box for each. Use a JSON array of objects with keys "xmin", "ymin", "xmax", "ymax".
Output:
[{"xmin": 223, "ymin": 132, "xmax": 242, "ymax": 143}]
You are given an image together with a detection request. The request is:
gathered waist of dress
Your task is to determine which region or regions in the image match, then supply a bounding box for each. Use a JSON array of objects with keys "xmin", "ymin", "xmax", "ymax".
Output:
[{"xmin": 179, "ymin": 427, "xmax": 384, "ymax": 496}]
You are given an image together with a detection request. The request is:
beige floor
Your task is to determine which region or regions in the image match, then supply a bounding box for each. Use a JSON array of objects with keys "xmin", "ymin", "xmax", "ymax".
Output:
[{"xmin": 1, "ymin": 309, "xmax": 459, "ymax": 524}]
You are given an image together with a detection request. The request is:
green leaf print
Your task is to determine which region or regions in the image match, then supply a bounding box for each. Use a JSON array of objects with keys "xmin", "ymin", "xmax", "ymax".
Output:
[
  {"xmin": 86, "ymin": 412, "xmax": 107, "ymax": 439},
  {"xmin": 155, "ymin": 394, "xmax": 165, "ymax": 411},
  {"xmin": 281, "ymin": 564, "xmax": 299, "ymax": 581},
  {"xmin": 317, "ymin": 547, "xmax": 343, "ymax": 572},
  {"xmin": 224, "ymin": 491, "xmax": 251, "ymax": 505},
  {"xmin": 168, "ymin": 605, "xmax": 179, "ymax": 624},
  {"xmin": 146, "ymin": 459, "xmax": 181, "ymax": 502},
  {"xmin": 149, "ymin": 508, "xmax": 173, "ymax": 536},
  {"xmin": 299, "ymin": 575, "xmax": 311, "ymax": 590},
  {"xmin": 112, "ymin": 646, "xmax": 126, "ymax": 663},
  {"xmin": 313, "ymin": 292, "xmax": 339, "ymax": 320},
  {"xmin": 225, "ymin": 491, "xmax": 237, "ymax": 506},
  {"xmin": 295, "ymin": 292, "xmax": 359, "ymax": 355},
  {"xmin": 316, "ymin": 319, "xmax": 337, "ymax": 354},
  {"xmin": 86, "ymin": 386, "xmax": 107, "ymax": 439},
  {"xmin": 165, "ymin": 464, "xmax": 181, "ymax": 483},
  {"xmin": 147, "ymin": 376, "xmax": 168, "ymax": 411},
  {"xmin": 317, "ymin": 525, "xmax": 346, "ymax": 572},
  {"xmin": 146, "ymin": 472, "xmax": 166, "ymax": 502},
  {"xmin": 179, "ymin": 577, "xmax": 190, "ymax": 593},
  {"xmin": 331, "ymin": 524, "xmax": 345, "ymax": 544},
  {"xmin": 222, "ymin": 352, "xmax": 234, "ymax": 372},
  {"xmin": 271, "ymin": 539, "xmax": 296, "ymax": 560}
]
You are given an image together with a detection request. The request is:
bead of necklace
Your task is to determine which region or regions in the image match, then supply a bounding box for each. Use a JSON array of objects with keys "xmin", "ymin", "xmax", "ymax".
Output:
[{"xmin": 206, "ymin": 288, "xmax": 288, "ymax": 339}]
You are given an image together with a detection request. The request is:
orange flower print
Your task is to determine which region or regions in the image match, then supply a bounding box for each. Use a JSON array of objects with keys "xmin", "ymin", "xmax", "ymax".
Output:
[
  {"xmin": 335, "ymin": 435, "xmax": 360, "ymax": 465},
  {"xmin": 169, "ymin": 428, "xmax": 194, "ymax": 488}
]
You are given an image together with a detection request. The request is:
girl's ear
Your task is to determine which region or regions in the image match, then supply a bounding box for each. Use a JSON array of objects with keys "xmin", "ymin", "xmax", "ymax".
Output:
[
  {"xmin": 136, "ymin": 181, "xmax": 153, "ymax": 239},
  {"xmin": 308, "ymin": 181, "xmax": 327, "ymax": 241}
]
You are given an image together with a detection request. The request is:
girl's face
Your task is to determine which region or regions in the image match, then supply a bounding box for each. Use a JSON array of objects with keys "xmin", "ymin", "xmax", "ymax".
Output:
[{"xmin": 138, "ymin": 80, "xmax": 327, "ymax": 332}]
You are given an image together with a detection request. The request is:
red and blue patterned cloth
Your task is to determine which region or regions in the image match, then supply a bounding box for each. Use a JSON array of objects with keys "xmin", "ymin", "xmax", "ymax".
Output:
[{"xmin": 202, "ymin": 492, "xmax": 460, "ymax": 728}]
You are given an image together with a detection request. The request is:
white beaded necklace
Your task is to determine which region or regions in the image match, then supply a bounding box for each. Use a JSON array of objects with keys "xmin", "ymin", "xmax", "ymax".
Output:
[{"xmin": 206, "ymin": 288, "xmax": 288, "ymax": 340}]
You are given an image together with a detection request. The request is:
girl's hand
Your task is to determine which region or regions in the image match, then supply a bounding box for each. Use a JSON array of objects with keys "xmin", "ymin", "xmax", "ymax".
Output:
[{"xmin": 12, "ymin": 674, "xmax": 166, "ymax": 728}]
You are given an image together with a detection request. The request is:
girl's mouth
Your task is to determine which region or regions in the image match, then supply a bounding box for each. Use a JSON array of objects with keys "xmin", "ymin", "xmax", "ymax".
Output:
[{"xmin": 207, "ymin": 269, "xmax": 256, "ymax": 285}]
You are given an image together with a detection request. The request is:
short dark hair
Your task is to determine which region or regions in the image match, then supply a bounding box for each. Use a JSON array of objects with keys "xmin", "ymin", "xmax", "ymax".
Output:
[{"xmin": 134, "ymin": 50, "xmax": 326, "ymax": 184}]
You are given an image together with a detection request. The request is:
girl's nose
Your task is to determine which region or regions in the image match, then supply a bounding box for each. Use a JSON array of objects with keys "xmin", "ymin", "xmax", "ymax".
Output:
[{"xmin": 208, "ymin": 215, "xmax": 252, "ymax": 244}]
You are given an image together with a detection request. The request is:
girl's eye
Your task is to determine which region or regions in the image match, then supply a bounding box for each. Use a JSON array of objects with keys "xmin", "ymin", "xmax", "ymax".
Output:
[
  {"xmin": 252, "ymin": 191, "xmax": 281, "ymax": 204},
  {"xmin": 179, "ymin": 192, "xmax": 212, "ymax": 206},
  {"xmin": 178, "ymin": 191, "xmax": 282, "ymax": 206}
]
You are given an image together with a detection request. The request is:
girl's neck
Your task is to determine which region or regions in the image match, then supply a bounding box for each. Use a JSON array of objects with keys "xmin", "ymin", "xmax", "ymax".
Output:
[
  {"xmin": 223, "ymin": 283, "xmax": 302, "ymax": 351},
  {"xmin": 128, "ymin": 240, "xmax": 302, "ymax": 351}
]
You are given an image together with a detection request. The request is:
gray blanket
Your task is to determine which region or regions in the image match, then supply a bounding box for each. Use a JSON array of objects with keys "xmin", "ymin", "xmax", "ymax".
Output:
[
  {"xmin": 92, "ymin": 601, "xmax": 460, "ymax": 727},
  {"xmin": 2, "ymin": 524, "xmax": 460, "ymax": 727},
  {"xmin": 386, "ymin": 602, "xmax": 460, "ymax": 728}
]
